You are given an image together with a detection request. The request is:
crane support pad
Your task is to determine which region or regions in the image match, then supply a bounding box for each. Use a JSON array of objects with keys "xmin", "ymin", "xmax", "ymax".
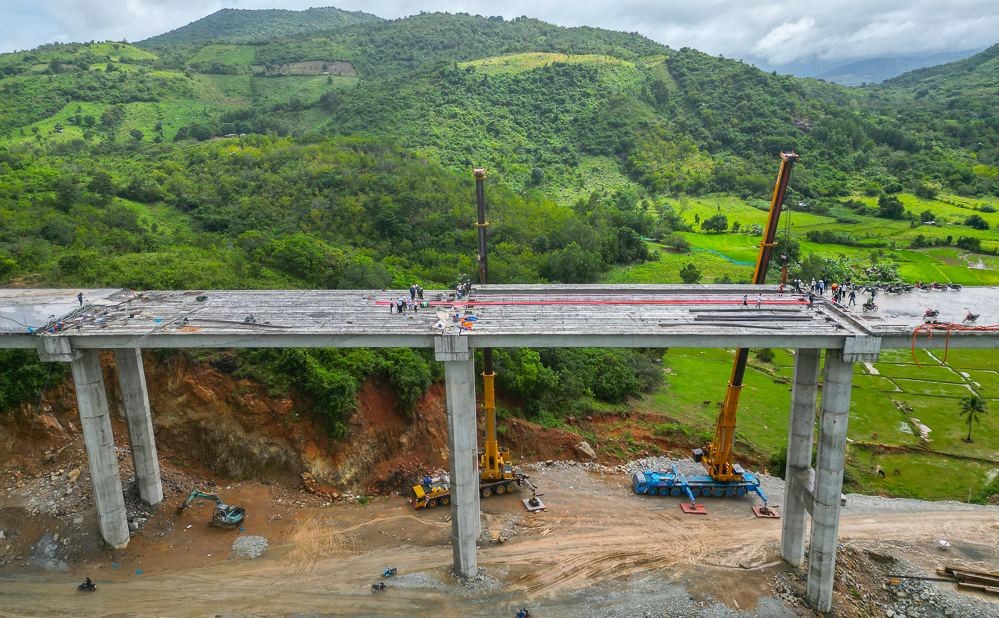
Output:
[
  {"xmin": 523, "ymin": 498, "xmax": 547, "ymax": 512},
  {"xmin": 681, "ymin": 503, "xmax": 707, "ymax": 514},
  {"xmin": 752, "ymin": 506, "xmax": 781, "ymax": 519}
]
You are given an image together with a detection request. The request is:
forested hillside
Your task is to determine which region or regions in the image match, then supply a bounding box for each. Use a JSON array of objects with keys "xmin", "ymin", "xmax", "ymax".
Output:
[
  {"xmin": 1, "ymin": 9, "xmax": 998, "ymax": 430},
  {"xmin": 136, "ymin": 7, "xmax": 382, "ymax": 48}
]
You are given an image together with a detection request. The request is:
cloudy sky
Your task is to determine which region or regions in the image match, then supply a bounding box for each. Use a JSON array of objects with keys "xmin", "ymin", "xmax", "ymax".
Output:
[{"xmin": 4, "ymin": 0, "xmax": 998, "ymax": 73}]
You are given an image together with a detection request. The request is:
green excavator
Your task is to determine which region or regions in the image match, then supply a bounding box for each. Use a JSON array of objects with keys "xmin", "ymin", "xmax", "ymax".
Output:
[{"xmin": 177, "ymin": 491, "xmax": 246, "ymax": 529}]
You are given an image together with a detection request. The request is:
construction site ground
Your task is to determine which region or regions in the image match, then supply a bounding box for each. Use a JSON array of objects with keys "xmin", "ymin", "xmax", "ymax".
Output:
[{"xmin": 2, "ymin": 458, "xmax": 998, "ymax": 618}]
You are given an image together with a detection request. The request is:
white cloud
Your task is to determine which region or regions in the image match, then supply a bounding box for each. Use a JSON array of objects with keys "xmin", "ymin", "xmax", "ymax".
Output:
[
  {"xmin": 1, "ymin": 0, "xmax": 997, "ymax": 71},
  {"xmin": 753, "ymin": 17, "xmax": 817, "ymax": 64}
]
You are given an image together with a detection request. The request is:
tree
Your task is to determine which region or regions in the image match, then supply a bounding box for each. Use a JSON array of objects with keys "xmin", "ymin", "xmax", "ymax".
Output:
[
  {"xmin": 965, "ymin": 214, "xmax": 990, "ymax": 230},
  {"xmin": 700, "ymin": 213, "xmax": 728, "ymax": 232},
  {"xmin": 545, "ymin": 242, "xmax": 601, "ymax": 283},
  {"xmin": 87, "ymin": 171, "xmax": 116, "ymax": 200},
  {"xmin": 187, "ymin": 123, "xmax": 212, "ymax": 141},
  {"xmin": 958, "ymin": 394, "xmax": 987, "ymax": 443},
  {"xmin": 129, "ymin": 129, "xmax": 144, "ymax": 142},
  {"xmin": 679, "ymin": 262, "xmax": 701, "ymax": 283},
  {"xmin": 920, "ymin": 210, "xmax": 935, "ymax": 223},
  {"xmin": 914, "ymin": 181, "xmax": 941, "ymax": 199},
  {"xmin": 616, "ymin": 227, "xmax": 648, "ymax": 263},
  {"xmin": 877, "ymin": 194, "xmax": 905, "ymax": 219}
]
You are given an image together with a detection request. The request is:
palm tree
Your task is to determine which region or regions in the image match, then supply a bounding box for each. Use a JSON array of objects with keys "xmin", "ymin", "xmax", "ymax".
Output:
[{"xmin": 958, "ymin": 394, "xmax": 988, "ymax": 443}]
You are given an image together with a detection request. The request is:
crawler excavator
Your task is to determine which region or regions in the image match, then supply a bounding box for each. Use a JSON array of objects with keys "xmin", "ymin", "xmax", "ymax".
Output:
[
  {"xmin": 632, "ymin": 152, "xmax": 799, "ymax": 513},
  {"xmin": 177, "ymin": 490, "xmax": 246, "ymax": 529},
  {"xmin": 411, "ymin": 169, "xmax": 533, "ymax": 510}
]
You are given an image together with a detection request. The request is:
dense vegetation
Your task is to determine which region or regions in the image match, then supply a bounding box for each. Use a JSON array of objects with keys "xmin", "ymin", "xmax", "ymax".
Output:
[
  {"xmin": 136, "ymin": 7, "xmax": 382, "ymax": 48},
  {"xmin": 1, "ymin": 10, "xmax": 998, "ymax": 444}
]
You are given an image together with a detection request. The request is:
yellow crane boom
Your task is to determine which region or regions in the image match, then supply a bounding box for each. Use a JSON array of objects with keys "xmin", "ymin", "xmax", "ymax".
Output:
[{"xmin": 699, "ymin": 152, "xmax": 799, "ymax": 482}]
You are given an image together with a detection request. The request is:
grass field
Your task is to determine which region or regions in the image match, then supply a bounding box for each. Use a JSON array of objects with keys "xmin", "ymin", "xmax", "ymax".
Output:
[
  {"xmin": 460, "ymin": 53, "xmax": 633, "ymax": 75},
  {"xmin": 638, "ymin": 344, "xmax": 999, "ymax": 501},
  {"xmin": 603, "ymin": 191, "xmax": 999, "ymax": 286}
]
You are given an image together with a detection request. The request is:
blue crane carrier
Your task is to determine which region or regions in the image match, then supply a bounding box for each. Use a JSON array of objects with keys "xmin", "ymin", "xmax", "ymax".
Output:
[{"xmin": 632, "ymin": 464, "xmax": 767, "ymax": 503}]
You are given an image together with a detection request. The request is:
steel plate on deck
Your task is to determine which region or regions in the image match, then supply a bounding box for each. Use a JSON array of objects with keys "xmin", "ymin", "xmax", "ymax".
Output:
[{"xmin": 753, "ymin": 506, "xmax": 780, "ymax": 519}]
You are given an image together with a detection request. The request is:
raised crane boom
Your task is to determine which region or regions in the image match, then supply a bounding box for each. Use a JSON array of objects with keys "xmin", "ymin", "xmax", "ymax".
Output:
[{"xmin": 698, "ymin": 152, "xmax": 798, "ymax": 482}]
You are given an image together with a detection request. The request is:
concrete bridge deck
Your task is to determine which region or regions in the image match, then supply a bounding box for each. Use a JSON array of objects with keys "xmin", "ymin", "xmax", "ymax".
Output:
[
  {"xmin": 2, "ymin": 283, "xmax": 998, "ymax": 614},
  {"xmin": 0, "ymin": 285, "xmax": 872, "ymax": 350}
]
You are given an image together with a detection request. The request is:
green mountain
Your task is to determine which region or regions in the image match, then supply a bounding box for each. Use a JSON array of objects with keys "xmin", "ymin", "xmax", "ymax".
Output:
[
  {"xmin": 136, "ymin": 7, "xmax": 382, "ymax": 48},
  {"xmin": 2, "ymin": 11, "xmax": 999, "ymax": 430},
  {"xmin": 0, "ymin": 12, "xmax": 997, "ymax": 295}
]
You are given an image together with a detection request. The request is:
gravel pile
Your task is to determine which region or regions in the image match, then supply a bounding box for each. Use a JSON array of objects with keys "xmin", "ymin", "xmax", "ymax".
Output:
[
  {"xmin": 231, "ymin": 535, "xmax": 268, "ymax": 559},
  {"xmin": 886, "ymin": 559, "xmax": 999, "ymax": 618}
]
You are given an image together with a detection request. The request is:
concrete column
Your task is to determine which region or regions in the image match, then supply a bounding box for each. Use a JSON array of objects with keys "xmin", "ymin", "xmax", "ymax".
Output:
[
  {"xmin": 114, "ymin": 348, "xmax": 162, "ymax": 506},
  {"xmin": 71, "ymin": 349, "xmax": 129, "ymax": 548},
  {"xmin": 781, "ymin": 348, "xmax": 820, "ymax": 566},
  {"xmin": 806, "ymin": 349, "xmax": 854, "ymax": 613},
  {"xmin": 436, "ymin": 336, "xmax": 478, "ymax": 578}
]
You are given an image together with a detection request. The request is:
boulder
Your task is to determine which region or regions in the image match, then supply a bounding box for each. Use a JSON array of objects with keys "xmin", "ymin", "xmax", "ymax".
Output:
[
  {"xmin": 575, "ymin": 441, "xmax": 597, "ymax": 459},
  {"xmin": 301, "ymin": 472, "xmax": 319, "ymax": 494},
  {"xmin": 67, "ymin": 469, "xmax": 80, "ymax": 483},
  {"xmin": 36, "ymin": 415, "xmax": 69, "ymax": 443}
]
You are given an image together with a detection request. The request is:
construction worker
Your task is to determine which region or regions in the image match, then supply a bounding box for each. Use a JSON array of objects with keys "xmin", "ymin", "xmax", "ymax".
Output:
[
  {"xmin": 849, "ymin": 290, "xmax": 856, "ymax": 306},
  {"xmin": 417, "ymin": 285, "xmax": 424, "ymax": 301},
  {"xmin": 808, "ymin": 292, "xmax": 815, "ymax": 308},
  {"xmin": 77, "ymin": 292, "xmax": 83, "ymax": 306},
  {"xmin": 756, "ymin": 294, "xmax": 762, "ymax": 308},
  {"xmin": 410, "ymin": 285, "xmax": 416, "ymax": 301},
  {"xmin": 742, "ymin": 295, "xmax": 748, "ymax": 308}
]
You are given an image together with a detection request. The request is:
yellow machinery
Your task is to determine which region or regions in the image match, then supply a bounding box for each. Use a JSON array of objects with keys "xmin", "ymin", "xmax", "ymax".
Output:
[
  {"xmin": 411, "ymin": 169, "xmax": 526, "ymax": 510},
  {"xmin": 411, "ymin": 476, "xmax": 451, "ymax": 509},
  {"xmin": 474, "ymin": 168, "xmax": 520, "ymax": 496},
  {"xmin": 696, "ymin": 152, "xmax": 799, "ymax": 482}
]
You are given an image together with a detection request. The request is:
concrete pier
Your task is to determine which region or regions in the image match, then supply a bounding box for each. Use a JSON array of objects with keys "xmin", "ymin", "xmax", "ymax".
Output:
[
  {"xmin": 436, "ymin": 336, "xmax": 478, "ymax": 578},
  {"xmin": 805, "ymin": 349, "xmax": 854, "ymax": 612},
  {"xmin": 71, "ymin": 349, "xmax": 129, "ymax": 548},
  {"xmin": 114, "ymin": 348, "xmax": 162, "ymax": 506},
  {"xmin": 781, "ymin": 348, "xmax": 820, "ymax": 566}
]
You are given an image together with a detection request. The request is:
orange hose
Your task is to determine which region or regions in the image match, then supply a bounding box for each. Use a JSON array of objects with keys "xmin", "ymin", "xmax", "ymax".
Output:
[{"xmin": 911, "ymin": 322, "xmax": 999, "ymax": 366}]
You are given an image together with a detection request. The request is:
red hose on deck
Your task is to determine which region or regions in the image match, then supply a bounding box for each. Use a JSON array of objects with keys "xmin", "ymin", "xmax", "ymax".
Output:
[
  {"xmin": 911, "ymin": 322, "xmax": 999, "ymax": 366},
  {"xmin": 375, "ymin": 299, "xmax": 809, "ymax": 307}
]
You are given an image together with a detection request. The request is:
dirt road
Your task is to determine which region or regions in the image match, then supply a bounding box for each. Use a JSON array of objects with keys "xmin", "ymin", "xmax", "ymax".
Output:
[{"xmin": 2, "ymin": 466, "xmax": 998, "ymax": 617}]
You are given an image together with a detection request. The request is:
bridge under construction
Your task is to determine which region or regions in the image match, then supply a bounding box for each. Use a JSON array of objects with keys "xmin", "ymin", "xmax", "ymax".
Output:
[{"xmin": 2, "ymin": 283, "xmax": 997, "ymax": 613}]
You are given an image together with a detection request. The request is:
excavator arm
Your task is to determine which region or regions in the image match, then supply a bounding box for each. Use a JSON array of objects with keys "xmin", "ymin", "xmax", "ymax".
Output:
[
  {"xmin": 698, "ymin": 152, "xmax": 799, "ymax": 482},
  {"xmin": 179, "ymin": 491, "xmax": 222, "ymax": 511}
]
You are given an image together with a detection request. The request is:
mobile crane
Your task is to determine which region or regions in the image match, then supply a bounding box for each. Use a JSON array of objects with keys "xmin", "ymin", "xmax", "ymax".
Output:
[
  {"xmin": 633, "ymin": 152, "xmax": 799, "ymax": 513},
  {"xmin": 411, "ymin": 169, "xmax": 531, "ymax": 510}
]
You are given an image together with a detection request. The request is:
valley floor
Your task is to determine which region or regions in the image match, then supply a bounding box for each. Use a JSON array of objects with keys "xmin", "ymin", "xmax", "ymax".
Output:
[{"xmin": 1, "ymin": 461, "xmax": 997, "ymax": 618}]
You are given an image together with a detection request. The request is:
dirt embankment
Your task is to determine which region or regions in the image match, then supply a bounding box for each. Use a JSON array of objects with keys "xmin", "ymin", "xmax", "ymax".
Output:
[{"xmin": 0, "ymin": 352, "xmax": 455, "ymax": 495}]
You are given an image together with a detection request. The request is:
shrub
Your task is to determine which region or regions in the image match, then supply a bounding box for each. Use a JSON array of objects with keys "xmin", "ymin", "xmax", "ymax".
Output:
[
  {"xmin": 679, "ymin": 262, "xmax": 701, "ymax": 284},
  {"xmin": 965, "ymin": 214, "xmax": 990, "ymax": 230},
  {"xmin": 700, "ymin": 213, "xmax": 728, "ymax": 232},
  {"xmin": 755, "ymin": 348, "xmax": 776, "ymax": 363}
]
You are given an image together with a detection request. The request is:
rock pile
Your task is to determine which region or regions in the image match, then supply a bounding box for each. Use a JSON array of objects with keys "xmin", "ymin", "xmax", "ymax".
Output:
[{"xmin": 231, "ymin": 535, "xmax": 268, "ymax": 559}]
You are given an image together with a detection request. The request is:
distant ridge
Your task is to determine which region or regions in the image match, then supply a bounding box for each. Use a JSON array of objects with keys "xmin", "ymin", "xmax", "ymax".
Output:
[
  {"xmin": 136, "ymin": 6, "xmax": 382, "ymax": 48},
  {"xmin": 819, "ymin": 49, "xmax": 983, "ymax": 86}
]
